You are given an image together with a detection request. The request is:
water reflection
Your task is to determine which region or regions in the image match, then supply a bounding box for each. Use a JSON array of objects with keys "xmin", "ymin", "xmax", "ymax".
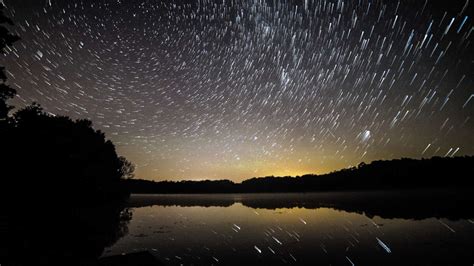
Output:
[
  {"xmin": 104, "ymin": 190, "xmax": 474, "ymax": 265},
  {"xmin": 3, "ymin": 191, "xmax": 473, "ymax": 265},
  {"xmin": 128, "ymin": 190, "xmax": 474, "ymax": 220},
  {"xmin": 1, "ymin": 203, "xmax": 131, "ymax": 266}
]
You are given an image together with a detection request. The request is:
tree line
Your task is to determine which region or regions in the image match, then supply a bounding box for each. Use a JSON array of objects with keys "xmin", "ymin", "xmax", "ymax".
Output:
[{"xmin": 127, "ymin": 156, "xmax": 474, "ymax": 193}]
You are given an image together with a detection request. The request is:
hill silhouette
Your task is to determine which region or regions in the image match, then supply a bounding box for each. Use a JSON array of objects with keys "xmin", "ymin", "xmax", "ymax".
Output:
[{"xmin": 126, "ymin": 156, "xmax": 474, "ymax": 194}]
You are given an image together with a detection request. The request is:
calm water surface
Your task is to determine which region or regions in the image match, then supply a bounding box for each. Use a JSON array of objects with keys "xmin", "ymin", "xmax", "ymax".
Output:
[{"xmin": 103, "ymin": 192, "xmax": 474, "ymax": 265}]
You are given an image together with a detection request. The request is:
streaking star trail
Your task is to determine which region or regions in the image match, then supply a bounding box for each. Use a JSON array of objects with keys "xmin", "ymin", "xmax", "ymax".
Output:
[{"xmin": 2, "ymin": 0, "xmax": 473, "ymax": 181}]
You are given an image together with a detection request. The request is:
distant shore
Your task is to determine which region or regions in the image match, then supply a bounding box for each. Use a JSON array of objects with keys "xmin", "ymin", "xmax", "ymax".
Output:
[{"xmin": 125, "ymin": 156, "xmax": 474, "ymax": 194}]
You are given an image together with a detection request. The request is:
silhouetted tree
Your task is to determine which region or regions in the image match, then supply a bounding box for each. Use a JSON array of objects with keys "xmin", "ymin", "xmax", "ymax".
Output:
[
  {"xmin": 3, "ymin": 104, "xmax": 134, "ymax": 202},
  {"xmin": 120, "ymin": 156, "xmax": 136, "ymax": 179},
  {"xmin": 0, "ymin": 8, "xmax": 137, "ymax": 264},
  {"xmin": 0, "ymin": 101, "xmax": 137, "ymax": 264},
  {"xmin": 0, "ymin": 4, "xmax": 19, "ymax": 120},
  {"xmin": 0, "ymin": 2, "xmax": 135, "ymax": 201}
]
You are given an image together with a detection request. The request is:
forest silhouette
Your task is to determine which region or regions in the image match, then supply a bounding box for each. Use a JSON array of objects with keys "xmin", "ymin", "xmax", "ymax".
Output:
[
  {"xmin": 127, "ymin": 156, "xmax": 474, "ymax": 194},
  {"xmin": 0, "ymin": 5, "xmax": 133, "ymax": 204}
]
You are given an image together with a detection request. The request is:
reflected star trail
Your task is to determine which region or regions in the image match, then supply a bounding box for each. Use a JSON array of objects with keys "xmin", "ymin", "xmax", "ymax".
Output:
[{"xmin": 2, "ymin": 0, "xmax": 473, "ymax": 181}]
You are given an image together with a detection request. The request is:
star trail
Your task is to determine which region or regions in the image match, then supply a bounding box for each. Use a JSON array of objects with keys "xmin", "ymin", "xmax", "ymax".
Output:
[{"xmin": 2, "ymin": 0, "xmax": 473, "ymax": 181}]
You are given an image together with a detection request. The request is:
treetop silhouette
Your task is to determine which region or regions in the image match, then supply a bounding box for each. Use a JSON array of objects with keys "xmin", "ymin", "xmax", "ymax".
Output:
[
  {"xmin": 0, "ymin": 4, "xmax": 19, "ymax": 120},
  {"xmin": 0, "ymin": 3, "xmax": 134, "ymax": 204},
  {"xmin": 1, "ymin": 8, "xmax": 135, "ymax": 265}
]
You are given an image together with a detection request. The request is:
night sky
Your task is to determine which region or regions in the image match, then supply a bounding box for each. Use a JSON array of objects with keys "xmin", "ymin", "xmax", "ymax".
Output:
[{"xmin": 2, "ymin": 0, "xmax": 473, "ymax": 181}]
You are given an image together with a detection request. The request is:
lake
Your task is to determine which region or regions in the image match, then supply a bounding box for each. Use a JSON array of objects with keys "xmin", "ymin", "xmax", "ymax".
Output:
[{"xmin": 103, "ymin": 191, "xmax": 474, "ymax": 265}]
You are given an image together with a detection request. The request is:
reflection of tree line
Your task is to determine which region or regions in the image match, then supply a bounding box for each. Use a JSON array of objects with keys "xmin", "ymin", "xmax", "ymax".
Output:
[
  {"xmin": 1, "ymin": 6, "xmax": 136, "ymax": 265},
  {"xmin": 128, "ymin": 190, "xmax": 474, "ymax": 221},
  {"xmin": 3, "ymin": 205, "xmax": 132, "ymax": 265}
]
